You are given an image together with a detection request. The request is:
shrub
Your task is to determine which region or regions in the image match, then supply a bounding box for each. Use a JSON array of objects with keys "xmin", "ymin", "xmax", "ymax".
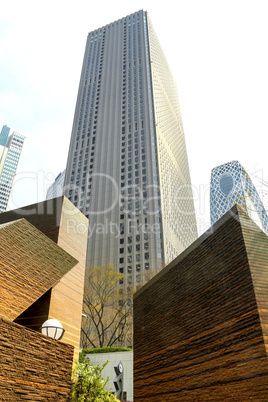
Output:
[
  {"xmin": 70, "ymin": 360, "xmax": 119, "ymax": 402},
  {"xmin": 79, "ymin": 347, "xmax": 132, "ymax": 362}
]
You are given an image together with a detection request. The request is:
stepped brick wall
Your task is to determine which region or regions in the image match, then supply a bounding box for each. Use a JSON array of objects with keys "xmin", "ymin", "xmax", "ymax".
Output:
[
  {"xmin": 0, "ymin": 318, "xmax": 73, "ymax": 401},
  {"xmin": 0, "ymin": 196, "xmax": 89, "ymax": 362},
  {"xmin": 0, "ymin": 218, "xmax": 77, "ymax": 322},
  {"xmin": 134, "ymin": 206, "xmax": 268, "ymax": 401}
]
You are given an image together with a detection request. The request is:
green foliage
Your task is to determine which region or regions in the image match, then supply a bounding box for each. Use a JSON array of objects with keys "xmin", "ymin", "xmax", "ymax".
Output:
[
  {"xmin": 80, "ymin": 347, "xmax": 132, "ymax": 362},
  {"xmin": 70, "ymin": 360, "xmax": 119, "ymax": 402}
]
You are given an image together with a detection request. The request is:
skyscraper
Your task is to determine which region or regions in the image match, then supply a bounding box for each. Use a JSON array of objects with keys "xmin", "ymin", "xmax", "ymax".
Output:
[
  {"xmin": 64, "ymin": 10, "xmax": 197, "ymax": 288},
  {"xmin": 210, "ymin": 160, "xmax": 268, "ymax": 234},
  {"xmin": 46, "ymin": 170, "xmax": 65, "ymax": 200},
  {"xmin": 0, "ymin": 125, "xmax": 25, "ymax": 213},
  {"xmin": 0, "ymin": 125, "xmax": 10, "ymax": 146}
]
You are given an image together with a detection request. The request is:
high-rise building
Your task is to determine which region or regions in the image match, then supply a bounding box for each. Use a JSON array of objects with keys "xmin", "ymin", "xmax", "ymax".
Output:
[
  {"xmin": 64, "ymin": 10, "xmax": 197, "ymax": 288},
  {"xmin": 0, "ymin": 125, "xmax": 25, "ymax": 213},
  {"xmin": 0, "ymin": 125, "xmax": 10, "ymax": 146},
  {"xmin": 210, "ymin": 160, "xmax": 268, "ymax": 234},
  {"xmin": 46, "ymin": 170, "xmax": 65, "ymax": 200}
]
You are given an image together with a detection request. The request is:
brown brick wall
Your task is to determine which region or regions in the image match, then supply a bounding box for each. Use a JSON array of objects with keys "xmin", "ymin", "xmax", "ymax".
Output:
[
  {"xmin": 0, "ymin": 196, "xmax": 88, "ymax": 362},
  {"xmin": 240, "ymin": 214, "xmax": 268, "ymax": 353},
  {"xmin": 0, "ymin": 318, "xmax": 73, "ymax": 401},
  {"xmin": 0, "ymin": 218, "xmax": 77, "ymax": 321},
  {"xmin": 51, "ymin": 196, "xmax": 89, "ymax": 361},
  {"xmin": 134, "ymin": 207, "xmax": 268, "ymax": 400}
]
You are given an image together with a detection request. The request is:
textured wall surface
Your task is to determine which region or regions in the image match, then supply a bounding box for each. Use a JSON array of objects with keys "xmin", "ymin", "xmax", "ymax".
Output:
[
  {"xmin": 0, "ymin": 218, "xmax": 77, "ymax": 321},
  {"xmin": 51, "ymin": 196, "xmax": 89, "ymax": 361},
  {"xmin": 0, "ymin": 196, "xmax": 89, "ymax": 362},
  {"xmin": 240, "ymin": 213, "xmax": 268, "ymax": 352},
  {"xmin": 0, "ymin": 318, "xmax": 73, "ymax": 401},
  {"xmin": 134, "ymin": 206, "xmax": 268, "ymax": 401}
]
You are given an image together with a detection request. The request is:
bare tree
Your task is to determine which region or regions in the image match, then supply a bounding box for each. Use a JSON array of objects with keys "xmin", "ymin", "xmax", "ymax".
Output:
[{"xmin": 81, "ymin": 264, "xmax": 133, "ymax": 349}]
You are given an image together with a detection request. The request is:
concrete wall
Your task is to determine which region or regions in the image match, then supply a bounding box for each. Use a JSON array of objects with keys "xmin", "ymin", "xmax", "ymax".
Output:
[
  {"xmin": 0, "ymin": 318, "xmax": 73, "ymax": 401},
  {"xmin": 85, "ymin": 351, "xmax": 133, "ymax": 401},
  {"xmin": 134, "ymin": 206, "xmax": 268, "ymax": 400}
]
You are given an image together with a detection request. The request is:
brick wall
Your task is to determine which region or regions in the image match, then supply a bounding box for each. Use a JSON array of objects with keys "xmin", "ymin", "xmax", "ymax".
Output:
[
  {"xmin": 0, "ymin": 218, "xmax": 77, "ymax": 322},
  {"xmin": 0, "ymin": 196, "xmax": 89, "ymax": 362},
  {"xmin": 134, "ymin": 206, "xmax": 268, "ymax": 400},
  {"xmin": 0, "ymin": 318, "xmax": 73, "ymax": 401}
]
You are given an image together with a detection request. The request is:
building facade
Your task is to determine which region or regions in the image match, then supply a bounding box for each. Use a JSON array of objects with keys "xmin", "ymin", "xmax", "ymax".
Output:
[
  {"xmin": 64, "ymin": 10, "xmax": 197, "ymax": 289},
  {"xmin": 46, "ymin": 170, "xmax": 65, "ymax": 200},
  {"xmin": 210, "ymin": 160, "xmax": 268, "ymax": 234},
  {"xmin": 0, "ymin": 125, "xmax": 25, "ymax": 213},
  {"xmin": 0, "ymin": 125, "xmax": 10, "ymax": 146}
]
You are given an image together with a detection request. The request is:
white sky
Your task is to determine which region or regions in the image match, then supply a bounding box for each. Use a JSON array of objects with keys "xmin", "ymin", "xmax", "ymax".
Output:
[{"xmin": 1, "ymin": 0, "xmax": 267, "ymax": 235}]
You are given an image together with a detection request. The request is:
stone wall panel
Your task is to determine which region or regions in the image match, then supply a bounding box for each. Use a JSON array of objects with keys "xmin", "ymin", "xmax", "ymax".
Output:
[
  {"xmin": 134, "ymin": 206, "xmax": 268, "ymax": 400},
  {"xmin": 0, "ymin": 318, "xmax": 73, "ymax": 401}
]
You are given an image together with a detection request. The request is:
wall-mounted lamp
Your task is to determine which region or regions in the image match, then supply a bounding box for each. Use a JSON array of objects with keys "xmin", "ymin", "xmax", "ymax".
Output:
[{"xmin": 41, "ymin": 319, "xmax": 65, "ymax": 340}]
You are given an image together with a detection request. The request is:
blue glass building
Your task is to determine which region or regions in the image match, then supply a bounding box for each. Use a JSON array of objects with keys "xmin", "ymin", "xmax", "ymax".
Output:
[
  {"xmin": 0, "ymin": 125, "xmax": 10, "ymax": 146},
  {"xmin": 0, "ymin": 127, "xmax": 25, "ymax": 213},
  {"xmin": 210, "ymin": 160, "xmax": 268, "ymax": 234}
]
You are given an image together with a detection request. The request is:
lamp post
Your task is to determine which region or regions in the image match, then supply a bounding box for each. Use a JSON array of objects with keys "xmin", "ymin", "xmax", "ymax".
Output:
[{"xmin": 40, "ymin": 319, "xmax": 65, "ymax": 340}]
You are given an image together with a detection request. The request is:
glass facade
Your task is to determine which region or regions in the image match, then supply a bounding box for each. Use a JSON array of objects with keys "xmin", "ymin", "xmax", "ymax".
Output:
[
  {"xmin": 0, "ymin": 125, "xmax": 10, "ymax": 147},
  {"xmin": 0, "ymin": 128, "xmax": 25, "ymax": 213},
  {"xmin": 46, "ymin": 170, "xmax": 65, "ymax": 200},
  {"xmin": 64, "ymin": 10, "xmax": 197, "ymax": 289},
  {"xmin": 210, "ymin": 160, "xmax": 268, "ymax": 234}
]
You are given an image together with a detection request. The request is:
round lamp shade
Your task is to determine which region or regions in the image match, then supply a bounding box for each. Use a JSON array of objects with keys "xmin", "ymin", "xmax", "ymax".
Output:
[{"xmin": 41, "ymin": 319, "xmax": 65, "ymax": 340}]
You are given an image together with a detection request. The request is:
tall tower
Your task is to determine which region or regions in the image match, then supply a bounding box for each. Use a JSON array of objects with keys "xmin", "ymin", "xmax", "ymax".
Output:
[
  {"xmin": 46, "ymin": 170, "xmax": 66, "ymax": 200},
  {"xmin": 0, "ymin": 126, "xmax": 25, "ymax": 213},
  {"xmin": 0, "ymin": 125, "xmax": 10, "ymax": 146},
  {"xmin": 64, "ymin": 10, "xmax": 197, "ymax": 288},
  {"xmin": 210, "ymin": 160, "xmax": 268, "ymax": 234}
]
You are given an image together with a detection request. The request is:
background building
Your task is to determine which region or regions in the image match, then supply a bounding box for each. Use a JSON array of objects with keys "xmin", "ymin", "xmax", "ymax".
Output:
[
  {"xmin": 210, "ymin": 160, "xmax": 268, "ymax": 234},
  {"xmin": 46, "ymin": 170, "xmax": 65, "ymax": 200},
  {"xmin": 64, "ymin": 10, "xmax": 197, "ymax": 289},
  {"xmin": 0, "ymin": 124, "xmax": 25, "ymax": 213},
  {"xmin": 0, "ymin": 125, "xmax": 10, "ymax": 146}
]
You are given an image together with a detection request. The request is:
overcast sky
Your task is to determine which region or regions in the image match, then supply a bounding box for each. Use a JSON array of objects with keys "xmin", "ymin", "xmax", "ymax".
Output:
[{"xmin": 1, "ymin": 0, "xmax": 267, "ymax": 235}]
